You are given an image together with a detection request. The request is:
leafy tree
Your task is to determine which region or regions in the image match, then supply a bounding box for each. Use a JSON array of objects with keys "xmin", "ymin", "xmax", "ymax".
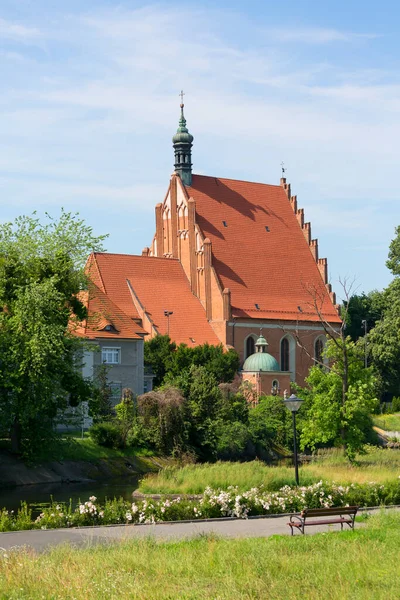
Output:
[
  {"xmin": 115, "ymin": 388, "xmax": 137, "ymax": 447},
  {"xmin": 300, "ymin": 338, "xmax": 378, "ymax": 460},
  {"xmin": 89, "ymin": 364, "xmax": 114, "ymax": 423},
  {"xmin": 137, "ymin": 387, "xmax": 187, "ymax": 455},
  {"xmin": 144, "ymin": 335, "xmax": 239, "ymax": 389},
  {"xmin": 144, "ymin": 335, "xmax": 176, "ymax": 387},
  {"xmin": 248, "ymin": 395, "xmax": 293, "ymax": 454},
  {"xmin": 344, "ymin": 291, "xmax": 385, "ymax": 342},
  {"xmin": 368, "ymin": 228, "xmax": 400, "ymax": 397},
  {"xmin": 0, "ymin": 210, "xmax": 106, "ymax": 456}
]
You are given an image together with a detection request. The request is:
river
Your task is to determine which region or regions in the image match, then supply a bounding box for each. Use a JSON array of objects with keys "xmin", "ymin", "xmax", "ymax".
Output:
[{"xmin": 0, "ymin": 476, "xmax": 142, "ymax": 514}]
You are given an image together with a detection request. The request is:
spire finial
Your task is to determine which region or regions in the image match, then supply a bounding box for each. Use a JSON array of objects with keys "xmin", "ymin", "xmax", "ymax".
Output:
[{"xmin": 172, "ymin": 90, "xmax": 193, "ymax": 186}]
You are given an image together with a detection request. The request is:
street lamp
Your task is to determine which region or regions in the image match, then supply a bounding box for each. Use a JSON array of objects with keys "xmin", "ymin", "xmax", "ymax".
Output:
[
  {"xmin": 361, "ymin": 319, "xmax": 368, "ymax": 368},
  {"xmin": 283, "ymin": 393, "xmax": 304, "ymax": 486},
  {"xmin": 164, "ymin": 310, "xmax": 173, "ymax": 336}
]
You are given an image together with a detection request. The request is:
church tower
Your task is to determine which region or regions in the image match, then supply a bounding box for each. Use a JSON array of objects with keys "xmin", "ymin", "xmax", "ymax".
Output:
[{"xmin": 172, "ymin": 92, "xmax": 193, "ymax": 186}]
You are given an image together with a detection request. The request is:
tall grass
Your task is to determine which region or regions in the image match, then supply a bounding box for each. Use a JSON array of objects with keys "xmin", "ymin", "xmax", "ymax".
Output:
[
  {"xmin": 0, "ymin": 512, "xmax": 399, "ymax": 599},
  {"xmin": 139, "ymin": 447, "xmax": 400, "ymax": 494},
  {"xmin": 373, "ymin": 412, "xmax": 400, "ymax": 431}
]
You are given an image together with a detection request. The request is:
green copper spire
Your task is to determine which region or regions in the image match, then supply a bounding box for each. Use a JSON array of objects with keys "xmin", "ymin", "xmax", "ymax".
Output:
[{"xmin": 172, "ymin": 91, "xmax": 193, "ymax": 186}]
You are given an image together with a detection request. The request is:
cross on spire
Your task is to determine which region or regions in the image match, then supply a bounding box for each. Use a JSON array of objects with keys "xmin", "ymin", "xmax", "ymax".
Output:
[
  {"xmin": 179, "ymin": 90, "xmax": 185, "ymax": 106},
  {"xmin": 281, "ymin": 161, "xmax": 286, "ymax": 176}
]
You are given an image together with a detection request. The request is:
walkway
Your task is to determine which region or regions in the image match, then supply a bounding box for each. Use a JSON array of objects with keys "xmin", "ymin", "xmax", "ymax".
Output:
[{"xmin": 0, "ymin": 509, "xmax": 382, "ymax": 553}]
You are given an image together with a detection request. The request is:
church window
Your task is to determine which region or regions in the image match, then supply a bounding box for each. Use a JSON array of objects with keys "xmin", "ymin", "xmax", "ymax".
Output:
[
  {"xmin": 245, "ymin": 336, "xmax": 255, "ymax": 358},
  {"xmin": 281, "ymin": 338, "xmax": 289, "ymax": 371}
]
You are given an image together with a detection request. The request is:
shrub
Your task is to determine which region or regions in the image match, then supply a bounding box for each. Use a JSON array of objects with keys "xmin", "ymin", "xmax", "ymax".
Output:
[
  {"xmin": 391, "ymin": 397, "xmax": 400, "ymax": 412},
  {"xmin": 88, "ymin": 422, "xmax": 123, "ymax": 448}
]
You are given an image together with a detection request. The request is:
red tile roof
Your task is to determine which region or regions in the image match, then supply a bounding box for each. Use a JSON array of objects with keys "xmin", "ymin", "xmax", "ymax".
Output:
[
  {"xmin": 71, "ymin": 284, "xmax": 146, "ymax": 340},
  {"xmin": 91, "ymin": 253, "xmax": 222, "ymax": 346},
  {"xmin": 186, "ymin": 175, "xmax": 341, "ymax": 323}
]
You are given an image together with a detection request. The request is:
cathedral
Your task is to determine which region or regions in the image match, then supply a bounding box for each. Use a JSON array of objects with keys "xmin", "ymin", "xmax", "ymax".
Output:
[{"xmin": 82, "ymin": 99, "xmax": 341, "ymax": 395}]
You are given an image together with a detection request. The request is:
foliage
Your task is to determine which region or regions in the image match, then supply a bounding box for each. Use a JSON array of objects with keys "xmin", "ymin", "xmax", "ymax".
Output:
[
  {"xmin": 369, "ymin": 279, "xmax": 400, "ymax": 397},
  {"xmin": 391, "ymin": 397, "xmax": 400, "ymax": 412},
  {"xmin": 344, "ymin": 290, "xmax": 385, "ymax": 342},
  {"xmin": 368, "ymin": 227, "xmax": 400, "ymax": 397},
  {"xmin": 2, "ymin": 513, "xmax": 400, "ymax": 600},
  {"xmin": 300, "ymin": 338, "xmax": 378, "ymax": 460},
  {"xmin": 144, "ymin": 335, "xmax": 239, "ymax": 388},
  {"xmin": 88, "ymin": 422, "xmax": 124, "ymax": 449},
  {"xmin": 1, "ymin": 479, "xmax": 400, "ymax": 533},
  {"xmin": 137, "ymin": 387, "xmax": 187, "ymax": 455},
  {"xmin": 0, "ymin": 210, "xmax": 106, "ymax": 456},
  {"xmin": 248, "ymin": 395, "xmax": 293, "ymax": 453},
  {"xmin": 89, "ymin": 363, "xmax": 114, "ymax": 423},
  {"xmin": 115, "ymin": 388, "xmax": 137, "ymax": 447}
]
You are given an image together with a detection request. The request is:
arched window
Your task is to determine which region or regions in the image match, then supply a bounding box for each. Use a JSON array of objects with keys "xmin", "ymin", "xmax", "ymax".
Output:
[
  {"xmin": 280, "ymin": 338, "xmax": 289, "ymax": 371},
  {"xmin": 315, "ymin": 337, "xmax": 325, "ymax": 365},
  {"xmin": 245, "ymin": 336, "xmax": 255, "ymax": 358}
]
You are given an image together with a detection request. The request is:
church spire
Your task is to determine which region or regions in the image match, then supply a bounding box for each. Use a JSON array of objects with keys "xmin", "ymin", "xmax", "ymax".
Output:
[{"xmin": 172, "ymin": 91, "xmax": 193, "ymax": 186}]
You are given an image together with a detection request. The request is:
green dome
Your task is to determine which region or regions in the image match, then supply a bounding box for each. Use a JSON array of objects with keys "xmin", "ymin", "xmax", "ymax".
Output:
[
  {"xmin": 242, "ymin": 352, "xmax": 280, "ymax": 372},
  {"xmin": 172, "ymin": 106, "xmax": 194, "ymax": 144}
]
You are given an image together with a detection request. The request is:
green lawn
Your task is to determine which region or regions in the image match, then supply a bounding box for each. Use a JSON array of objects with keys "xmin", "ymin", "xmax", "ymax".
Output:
[
  {"xmin": 373, "ymin": 412, "xmax": 400, "ymax": 432},
  {"xmin": 138, "ymin": 447, "xmax": 400, "ymax": 494},
  {"xmin": 0, "ymin": 511, "xmax": 398, "ymax": 599}
]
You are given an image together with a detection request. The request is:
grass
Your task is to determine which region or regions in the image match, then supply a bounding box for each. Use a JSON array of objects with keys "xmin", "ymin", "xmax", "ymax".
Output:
[
  {"xmin": 138, "ymin": 447, "xmax": 400, "ymax": 494},
  {"xmin": 373, "ymin": 412, "xmax": 400, "ymax": 432},
  {"xmin": 0, "ymin": 511, "xmax": 399, "ymax": 599}
]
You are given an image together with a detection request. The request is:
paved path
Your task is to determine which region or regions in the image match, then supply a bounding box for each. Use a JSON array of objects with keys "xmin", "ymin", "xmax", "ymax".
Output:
[{"xmin": 0, "ymin": 511, "xmax": 375, "ymax": 553}]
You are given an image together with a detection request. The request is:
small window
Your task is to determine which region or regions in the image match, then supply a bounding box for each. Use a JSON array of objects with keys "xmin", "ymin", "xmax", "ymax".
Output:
[
  {"xmin": 222, "ymin": 221, "xmax": 228, "ymax": 227},
  {"xmin": 102, "ymin": 347, "xmax": 120, "ymax": 364},
  {"xmin": 281, "ymin": 338, "xmax": 289, "ymax": 371},
  {"xmin": 246, "ymin": 336, "xmax": 255, "ymax": 358},
  {"xmin": 255, "ymin": 303, "xmax": 260, "ymax": 310},
  {"xmin": 265, "ymin": 226, "xmax": 270, "ymax": 232}
]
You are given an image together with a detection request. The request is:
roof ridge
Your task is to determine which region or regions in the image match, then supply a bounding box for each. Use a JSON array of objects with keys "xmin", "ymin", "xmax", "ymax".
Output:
[
  {"xmin": 189, "ymin": 174, "xmax": 282, "ymax": 189},
  {"xmin": 94, "ymin": 252, "xmax": 180, "ymax": 262}
]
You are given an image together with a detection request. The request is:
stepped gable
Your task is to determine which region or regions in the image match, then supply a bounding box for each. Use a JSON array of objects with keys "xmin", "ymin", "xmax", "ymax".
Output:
[
  {"xmin": 186, "ymin": 174, "xmax": 341, "ymax": 323},
  {"xmin": 72, "ymin": 284, "xmax": 145, "ymax": 340},
  {"xmin": 91, "ymin": 253, "xmax": 222, "ymax": 346}
]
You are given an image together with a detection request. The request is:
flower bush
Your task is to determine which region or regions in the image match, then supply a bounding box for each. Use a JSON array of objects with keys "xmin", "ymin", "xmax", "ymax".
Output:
[{"xmin": 1, "ymin": 479, "xmax": 400, "ymax": 532}]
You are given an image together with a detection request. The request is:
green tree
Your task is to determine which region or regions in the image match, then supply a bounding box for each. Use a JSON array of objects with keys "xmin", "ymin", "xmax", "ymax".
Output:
[
  {"xmin": 115, "ymin": 388, "xmax": 137, "ymax": 447},
  {"xmin": 368, "ymin": 227, "xmax": 400, "ymax": 397},
  {"xmin": 144, "ymin": 335, "xmax": 176, "ymax": 387},
  {"xmin": 89, "ymin": 364, "xmax": 113, "ymax": 423},
  {"xmin": 344, "ymin": 291, "xmax": 385, "ymax": 342},
  {"xmin": 0, "ymin": 210, "xmax": 106, "ymax": 456},
  {"xmin": 144, "ymin": 335, "xmax": 240, "ymax": 389},
  {"xmin": 300, "ymin": 338, "xmax": 378, "ymax": 460}
]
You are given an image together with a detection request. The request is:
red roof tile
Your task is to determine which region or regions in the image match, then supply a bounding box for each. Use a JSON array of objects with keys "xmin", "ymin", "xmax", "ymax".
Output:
[
  {"xmin": 71, "ymin": 284, "xmax": 145, "ymax": 340},
  {"xmin": 91, "ymin": 253, "xmax": 222, "ymax": 346},
  {"xmin": 186, "ymin": 175, "xmax": 341, "ymax": 323}
]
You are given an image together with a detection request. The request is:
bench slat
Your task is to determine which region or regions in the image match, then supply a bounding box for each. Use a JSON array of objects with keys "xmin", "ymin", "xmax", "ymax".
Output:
[{"xmin": 302, "ymin": 507, "xmax": 357, "ymax": 517}]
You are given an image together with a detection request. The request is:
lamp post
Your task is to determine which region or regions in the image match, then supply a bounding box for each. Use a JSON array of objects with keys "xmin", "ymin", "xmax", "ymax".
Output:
[
  {"xmin": 164, "ymin": 310, "xmax": 173, "ymax": 336},
  {"xmin": 361, "ymin": 319, "xmax": 367, "ymax": 368},
  {"xmin": 283, "ymin": 393, "xmax": 304, "ymax": 486}
]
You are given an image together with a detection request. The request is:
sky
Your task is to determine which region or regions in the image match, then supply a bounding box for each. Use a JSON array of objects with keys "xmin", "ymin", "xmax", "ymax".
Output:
[{"xmin": 0, "ymin": 0, "xmax": 399, "ymax": 298}]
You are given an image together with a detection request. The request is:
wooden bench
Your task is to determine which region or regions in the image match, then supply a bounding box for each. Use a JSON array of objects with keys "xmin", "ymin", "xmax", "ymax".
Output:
[{"xmin": 287, "ymin": 506, "xmax": 358, "ymax": 535}]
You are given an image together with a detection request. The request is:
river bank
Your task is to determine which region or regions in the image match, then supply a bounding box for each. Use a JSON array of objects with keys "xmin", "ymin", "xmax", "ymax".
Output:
[{"xmin": 0, "ymin": 448, "xmax": 170, "ymax": 488}]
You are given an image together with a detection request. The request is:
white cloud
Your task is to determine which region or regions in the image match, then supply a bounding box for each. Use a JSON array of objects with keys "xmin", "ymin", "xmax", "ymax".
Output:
[
  {"xmin": 0, "ymin": 17, "xmax": 41, "ymax": 41},
  {"xmin": 265, "ymin": 27, "xmax": 379, "ymax": 44}
]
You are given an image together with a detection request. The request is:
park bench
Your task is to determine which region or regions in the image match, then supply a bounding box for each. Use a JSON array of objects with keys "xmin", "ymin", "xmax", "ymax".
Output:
[{"xmin": 287, "ymin": 506, "xmax": 358, "ymax": 535}]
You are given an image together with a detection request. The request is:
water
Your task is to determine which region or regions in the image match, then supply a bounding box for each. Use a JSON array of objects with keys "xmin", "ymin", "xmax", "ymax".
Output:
[{"xmin": 0, "ymin": 476, "xmax": 142, "ymax": 514}]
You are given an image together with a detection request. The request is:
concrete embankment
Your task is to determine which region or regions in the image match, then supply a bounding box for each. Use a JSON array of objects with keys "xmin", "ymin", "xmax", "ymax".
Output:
[{"xmin": 0, "ymin": 451, "xmax": 167, "ymax": 488}]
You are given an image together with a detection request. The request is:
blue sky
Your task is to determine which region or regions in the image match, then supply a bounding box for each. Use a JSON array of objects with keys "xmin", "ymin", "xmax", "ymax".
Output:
[{"xmin": 0, "ymin": 0, "xmax": 399, "ymax": 297}]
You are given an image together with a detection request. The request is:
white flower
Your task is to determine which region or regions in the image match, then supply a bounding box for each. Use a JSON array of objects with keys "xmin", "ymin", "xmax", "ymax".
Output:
[{"xmin": 89, "ymin": 496, "xmax": 97, "ymax": 502}]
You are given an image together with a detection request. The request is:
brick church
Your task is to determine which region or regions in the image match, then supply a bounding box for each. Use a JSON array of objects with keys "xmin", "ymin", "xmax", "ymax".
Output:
[{"xmin": 83, "ymin": 99, "xmax": 341, "ymax": 394}]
